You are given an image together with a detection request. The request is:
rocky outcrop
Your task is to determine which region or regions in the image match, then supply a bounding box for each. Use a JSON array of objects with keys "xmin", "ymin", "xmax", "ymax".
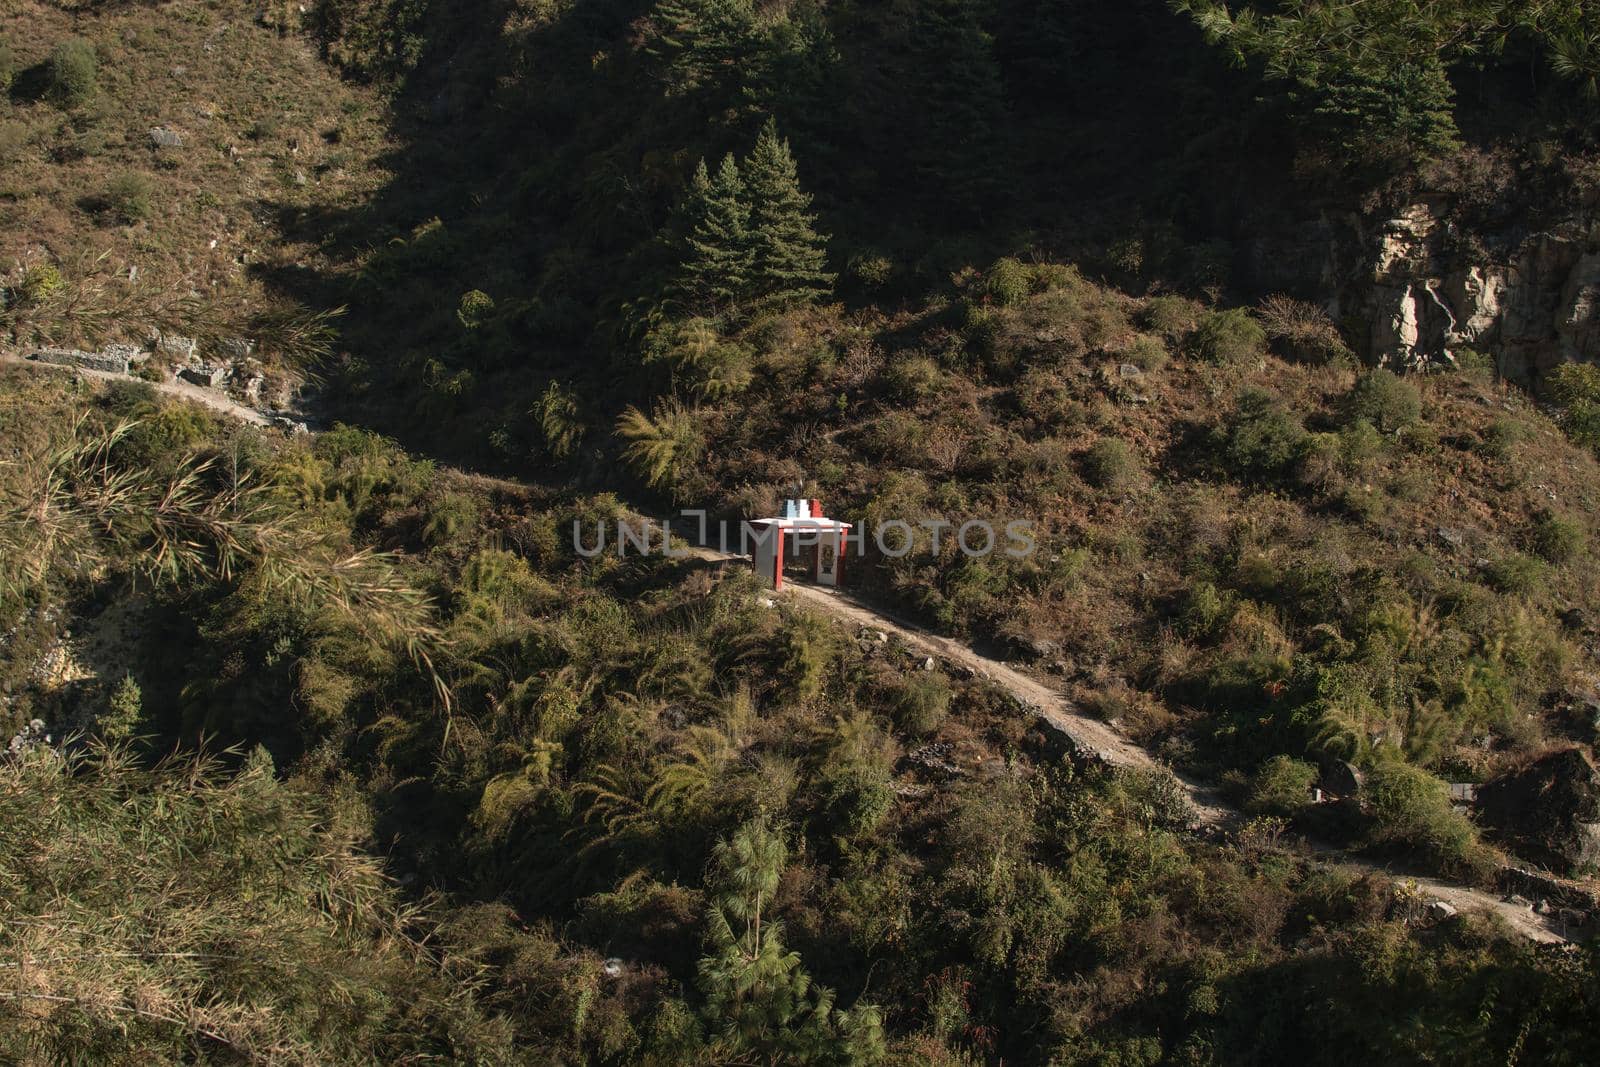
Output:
[
  {"xmin": 1341, "ymin": 203, "xmax": 1600, "ymax": 388},
  {"xmin": 1244, "ymin": 196, "xmax": 1600, "ymax": 388},
  {"xmin": 1474, "ymin": 747, "xmax": 1600, "ymax": 874}
]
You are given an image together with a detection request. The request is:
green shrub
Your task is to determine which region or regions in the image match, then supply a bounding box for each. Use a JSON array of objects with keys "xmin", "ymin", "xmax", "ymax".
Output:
[
  {"xmin": 894, "ymin": 671, "xmax": 952, "ymax": 736},
  {"xmin": 422, "ymin": 490, "xmax": 481, "ymax": 547},
  {"xmin": 1532, "ymin": 512, "xmax": 1584, "ymax": 565},
  {"xmin": 1124, "ymin": 334, "xmax": 1169, "ymax": 372},
  {"xmin": 847, "ymin": 252, "xmax": 895, "ymax": 291},
  {"xmin": 18, "ymin": 264, "xmax": 65, "ymax": 305},
  {"xmin": 1362, "ymin": 761, "xmax": 1489, "ymax": 877},
  {"xmin": 1248, "ymin": 755, "xmax": 1319, "ymax": 814},
  {"xmin": 456, "ymin": 289, "xmax": 494, "ymax": 328},
  {"xmin": 1142, "ymin": 295, "xmax": 1202, "ymax": 342},
  {"xmin": 1347, "ymin": 369, "xmax": 1421, "ymax": 432},
  {"xmin": 1220, "ymin": 388, "xmax": 1306, "ymax": 480},
  {"xmin": 0, "ymin": 37, "xmax": 15, "ymax": 93},
  {"xmin": 819, "ymin": 761, "xmax": 894, "ymax": 840},
  {"xmin": 1481, "ymin": 417, "xmax": 1530, "ymax": 461},
  {"xmin": 1451, "ymin": 347, "xmax": 1496, "ymax": 377},
  {"xmin": 1483, "ymin": 553, "xmax": 1546, "ymax": 595},
  {"xmin": 48, "ymin": 38, "xmax": 98, "ymax": 107},
  {"xmin": 102, "ymin": 172, "xmax": 154, "ymax": 224},
  {"xmin": 1549, "ymin": 363, "xmax": 1600, "ymax": 453},
  {"xmin": 985, "ymin": 257, "xmax": 1031, "ymax": 307},
  {"xmin": 1337, "ymin": 418, "xmax": 1384, "ymax": 471},
  {"xmin": 1179, "ymin": 580, "xmax": 1231, "ymax": 637},
  {"xmin": 1191, "ymin": 309, "xmax": 1267, "ymax": 365},
  {"xmin": 887, "ymin": 355, "xmax": 942, "ymax": 402},
  {"xmin": 1083, "ymin": 437, "xmax": 1137, "ymax": 491},
  {"xmin": 1549, "ymin": 362, "xmax": 1600, "ymax": 407},
  {"xmin": 100, "ymin": 675, "xmax": 143, "ymax": 741}
]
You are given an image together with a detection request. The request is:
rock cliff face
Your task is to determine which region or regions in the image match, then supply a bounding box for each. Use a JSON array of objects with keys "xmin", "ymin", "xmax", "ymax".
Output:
[{"xmin": 1322, "ymin": 202, "xmax": 1600, "ymax": 389}]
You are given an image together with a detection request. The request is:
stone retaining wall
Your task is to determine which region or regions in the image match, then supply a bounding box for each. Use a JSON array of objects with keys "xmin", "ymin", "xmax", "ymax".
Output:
[{"xmin": 29, "ymin": 347, "xmax": 132, "ymax": 374}]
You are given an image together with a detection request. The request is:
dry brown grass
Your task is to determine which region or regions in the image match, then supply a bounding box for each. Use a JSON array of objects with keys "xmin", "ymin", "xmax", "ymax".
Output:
[{"xmin": 0, "ymin": 1, "xmax": 389, "ymax": 362}]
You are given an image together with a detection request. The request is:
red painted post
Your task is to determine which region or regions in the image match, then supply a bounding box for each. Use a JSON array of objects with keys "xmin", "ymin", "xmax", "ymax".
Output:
[{"xmin": 774, "ymin": 527, "xmax": 784, "ymax": 591}]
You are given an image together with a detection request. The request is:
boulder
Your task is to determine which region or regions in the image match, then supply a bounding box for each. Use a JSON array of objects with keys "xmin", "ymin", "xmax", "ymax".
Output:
[
  {"xmin": 1318, "ymin": 759, "xmax": 1365, "ymax": 797},
  {"xmin": 149, "ymin": 127, "xmax": 184, "ymax": 149},
  {"xmin": 1474, "ymin": 747, "xmax": 1600, "ymax": 874}
]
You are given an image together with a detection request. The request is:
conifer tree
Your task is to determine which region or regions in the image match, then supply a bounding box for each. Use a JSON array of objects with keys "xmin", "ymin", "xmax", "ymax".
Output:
[
  {"xmin": 905, "ymin": 0, "xmax": 1007, "ymax": 221},
  {"xmin": 696, "ymin": 818, "xmax": 885, "ymax": 1063},
  {"xmin": 669, "ymin": 154, "xmax": 753, "ymax": 314},
  {"xmin": 649, "ymin": 0, "xmax": 759, "ymax": 97},
  {"xmin": 742, "ymin": 119, "xmax": 834, "ymax": 308}
]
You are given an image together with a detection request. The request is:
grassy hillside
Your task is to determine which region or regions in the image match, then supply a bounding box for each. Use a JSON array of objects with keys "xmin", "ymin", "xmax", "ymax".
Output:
[
  {"xmin": 3, "ymin": 365, "xmax": 1599, "ymax": 1063},
  {"xmin": 0, "ymin": 0, "xmax": 383, "ymax": 367},
  {"xmin": 4, "ymin": 0, "xmax": 1600, "ymax": 1062}
]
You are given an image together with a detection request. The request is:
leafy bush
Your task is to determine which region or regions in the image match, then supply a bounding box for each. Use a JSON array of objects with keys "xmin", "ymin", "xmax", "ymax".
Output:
[
  {"xmin": 0, "ymin": 37, "xmax": 14, "ymax": 93},
  {"xmin": 1549, "ymin": 362, "xmax": 1600, "ymax": 453},
  {"xmin": 894, "ymin": 671, "xmax": 952, "ymax": 736},
  {"xmin": 1347, "ymin": 370, "xmax": 1421, "ymax": 432},
  {"xmin": 1220, "ymin": 389, "xmax": 1307, "ymax": 480},
  {"xmin": 102, "ymin": 172, "xmax": 154, "ymax": 224},
  {"xmin": 1084, "ymin": 437, "xmax": 1137, "ymax": 491},
  {"xmin": 456, "ymin": 289, "xmax": 494, "ymax": 328},
  {"xmin": 1179, "ymin": 580, "xmax": 1232, "ymax": 637},
  {"xmin": 847, "ymin": 251, "xmax": 895, "ymax": 291},
  {"xmin": 1362, "ymin": 761, "xmax": 1490, "ymax": 877},
  {"xmin": 1124, "ymin": 334, "xmax": 1169, "ymax": 372},
  {"xmin": 1531, "ymin": 512, "xmax": 1584, "ymax": 565},
  {"xmin": 18, "ymin": 264, "xmax": 65, "ymax": 305},
  {"xmin": 984, "ymin": 257, "xmax": 1031, "ymax": 307},
  {"xmin": 1248, "ymin": 755, "xmax": 1319, "ymax": 814},
  {"xmin": 887, "ymin": 354, "xmax": 943, "ymax": 402},
  {"xmin": 1142, "ymin": 295, "xmax": 1202, "ymax": 341},
  {"xmin": 1484, "ymin": 553, "xmax": 1546, "ymax": 595},
  {"xmin": 100, "ymin": 674, "xmax": 143, "ymax": 741},
  {"xmin": 1191, "ymin": 308, "xmax": 1267, "ymax": 365},
  {"xmin": 1481, "ymin": 416, "xmax": 1530, "ymax": 461},
  {"xmin": 48, "ymin": 38, "xmax": 98, "ymax": 107}
]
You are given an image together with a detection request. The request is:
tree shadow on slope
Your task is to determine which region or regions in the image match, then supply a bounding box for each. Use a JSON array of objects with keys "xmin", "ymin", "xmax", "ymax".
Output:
[{"xmin": 250, "ymin": 0, "xmax": 1298, "ymax": 479}]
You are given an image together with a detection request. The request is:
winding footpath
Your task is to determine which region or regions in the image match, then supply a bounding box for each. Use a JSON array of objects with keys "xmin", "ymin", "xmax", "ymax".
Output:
[
  {"xmin": 677, "ymin": 546, "xmax": 1574, "ymax": 945},
  {"xmin": 1, "ymin": 350, "xmax": 278, "ymax": 425},
  {"xmin": 1, "ymin": 353, "xmax": 1579, "ymax": 945}
]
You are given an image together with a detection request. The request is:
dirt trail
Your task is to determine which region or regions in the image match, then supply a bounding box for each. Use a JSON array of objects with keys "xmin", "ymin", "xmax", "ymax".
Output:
[
  {"xmin": 680, "ymin": 544, "xmax": 1574, "ymax": 945},
  {"xmin": 5, "ymin": 361, "xmax": 1575, "ymax": 944},
  {"xmin": 2, "ymin": 351, "xmax": 277, "ymax": 426}
]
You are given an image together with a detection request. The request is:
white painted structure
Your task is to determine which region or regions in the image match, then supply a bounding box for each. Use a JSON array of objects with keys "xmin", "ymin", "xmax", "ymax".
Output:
[{"xmin": 747, "ymin": 499, "xmax": 851, "ymax": 590}]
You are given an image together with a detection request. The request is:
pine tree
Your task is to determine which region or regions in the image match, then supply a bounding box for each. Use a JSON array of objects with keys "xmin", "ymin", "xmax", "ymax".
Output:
[
  {"xmin": 696, "ymin": 818, "xmax": 886, "ymax": 1063},
  {"xmin": 668, "ymin": 154, "xmax": 753, "ymax": 314},
  {"xmin": 648, "ymin": 0, "xmax": 760, "ymax": 97},
  {"xmin": 742, "ymin": 119, "xmax": 834, "ymax": 308},
  {"xmin": 905, "ymin": 0, "xmax": 1007, "ymax": 221}
]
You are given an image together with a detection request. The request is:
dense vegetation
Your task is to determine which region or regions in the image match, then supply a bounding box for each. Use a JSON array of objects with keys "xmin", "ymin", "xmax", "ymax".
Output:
[
  {"xmin": 5, "ymin": 369, "xmax": 1600, "ymax": 1063},
  {"xmin": 4, "ymin": 0, "xmax": 1600, "ymax": 1062}
]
